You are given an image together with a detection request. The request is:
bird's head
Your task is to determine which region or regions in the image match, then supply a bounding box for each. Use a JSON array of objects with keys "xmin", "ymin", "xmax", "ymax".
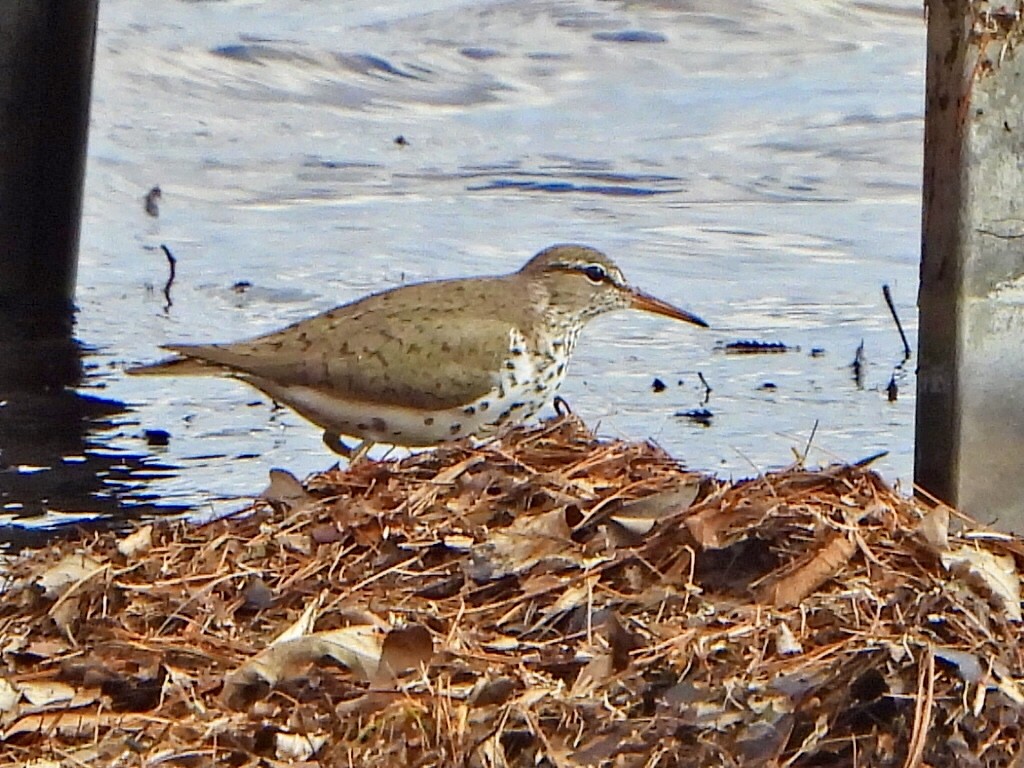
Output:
[{"xmin": 519, "ymin": 244, "xmax": 708, "ymax": 328}]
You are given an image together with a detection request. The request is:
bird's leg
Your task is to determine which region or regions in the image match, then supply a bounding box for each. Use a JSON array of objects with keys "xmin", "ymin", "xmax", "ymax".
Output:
[
  {"xmin": 322, "ymin": 430, "xmax": 375, "ymax": 465},
  {"xmin": 349, "ymin": 441, "xmax": 375, "ymax": 464},
  {"xmin": 322, "ymin": 430, "xmax": 353, "ymax": 457}
]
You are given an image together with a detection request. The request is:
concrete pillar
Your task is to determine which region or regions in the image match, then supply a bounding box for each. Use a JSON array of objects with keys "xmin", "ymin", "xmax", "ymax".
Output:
[
  {"xmin": 916, "ymin": 2, "xmax": 1024, "ymax": 529},
  {"xmin": 0, "ymin": 1, "xmax": 98, "ymax": 320}
]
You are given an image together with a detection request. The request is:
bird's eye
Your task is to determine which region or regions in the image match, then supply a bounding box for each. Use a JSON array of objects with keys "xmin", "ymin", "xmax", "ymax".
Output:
[{"xmin": 581, "ymin": 264, "xmax": 607, "ymax": 283}]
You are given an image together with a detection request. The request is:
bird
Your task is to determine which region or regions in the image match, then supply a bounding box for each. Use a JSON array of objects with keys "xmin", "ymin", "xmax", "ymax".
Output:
[{"xmin": 129, "ymin": 244, "xmax": 707, "ymax": 455}]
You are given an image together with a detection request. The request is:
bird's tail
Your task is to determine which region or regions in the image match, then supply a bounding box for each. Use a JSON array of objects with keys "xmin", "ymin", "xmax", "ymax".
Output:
[{"xmin": 126, "ymin": 354, "xmax": 220, "ymax": 377}]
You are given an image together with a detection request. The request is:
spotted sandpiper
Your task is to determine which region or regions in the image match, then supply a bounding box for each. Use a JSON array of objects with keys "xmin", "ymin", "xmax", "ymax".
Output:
[{"xmin": 129, "ymin": 244, "xmax": 707, "ymax": 454}]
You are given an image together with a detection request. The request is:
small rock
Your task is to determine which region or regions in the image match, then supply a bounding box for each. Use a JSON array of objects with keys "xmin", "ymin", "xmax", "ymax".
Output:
[
  {"xmin": 144, "ymin": 429, "xmax": 171, "ymax": 447},
  {"xmin": 676, "ymin": 408, "xmax": 713, "ymax": 427}
]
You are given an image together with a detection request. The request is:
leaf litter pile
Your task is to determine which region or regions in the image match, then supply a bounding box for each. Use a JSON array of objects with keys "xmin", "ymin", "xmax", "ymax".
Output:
[{"xmin": 1, "ymin": 415, "xmax": 1023, "ymax": 767}]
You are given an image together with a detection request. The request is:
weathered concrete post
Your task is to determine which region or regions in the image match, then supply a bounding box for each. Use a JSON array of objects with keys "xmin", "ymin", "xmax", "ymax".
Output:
[
  {"xmin": 916, "ymin": 2, "xmax": 1024, "ymax": 529},
  {"xmin": 0, "ymin": 1, "xmax": 98, "ymax": 321}
]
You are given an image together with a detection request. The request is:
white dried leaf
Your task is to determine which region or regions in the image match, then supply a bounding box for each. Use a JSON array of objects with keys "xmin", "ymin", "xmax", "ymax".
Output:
[
  {"xmin": 941, "ymin": 545, "xmax": 1022, "ymax": 621},
  {"xmin": 275, "ymin": 731, "xmax": 327, "ymax": 761},
  {"xmin": 775, "ymin": 622, "xmax": 803, "ymax": 655},
  {"xmin": 272, "ymin": 594, "xmax": 321, "ymax": 645},
  {"xmin": 36, "ymin": 554, "xmax": 106, "ymax": 599},
  {"xmin": 116, "ymin": 525, "xmax": 152, "ymax": 559},
  {"xmin": 0, "ymin": 678, "xmax": 18, "ymax": 714},
  {"xmin": 230, "ymin": 624, "xmax": 383, "ymax": 689},
  {"xmin": 19, "ymin": 680, "xmax": 75, "ymax": 708}
]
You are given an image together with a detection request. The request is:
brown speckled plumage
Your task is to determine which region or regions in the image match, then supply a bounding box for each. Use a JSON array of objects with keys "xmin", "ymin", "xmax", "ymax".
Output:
[{"xmin": 130, "ymin": 244, "xmax": 707, "ymax": 450}]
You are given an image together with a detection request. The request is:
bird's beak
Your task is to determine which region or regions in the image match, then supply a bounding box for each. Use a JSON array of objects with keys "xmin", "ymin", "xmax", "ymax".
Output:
[{"xmin": 629, "ymin": 289, "xmax": 709, "ymax": 328}]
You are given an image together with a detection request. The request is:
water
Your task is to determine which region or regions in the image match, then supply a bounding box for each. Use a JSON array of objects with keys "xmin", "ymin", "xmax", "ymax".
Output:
[{"xmin": 3, "ymin": 0, "xmax": 926, "ymax": 524}]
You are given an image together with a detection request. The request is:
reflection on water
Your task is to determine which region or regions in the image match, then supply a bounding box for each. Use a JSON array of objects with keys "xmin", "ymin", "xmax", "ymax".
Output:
[
  {"xmin": 59, "ymin": 0, "xmax": 924, "ymax": 518},
  {"xmin": 0, "ymin": 305, "xmax": 185, "ymax": 546}
]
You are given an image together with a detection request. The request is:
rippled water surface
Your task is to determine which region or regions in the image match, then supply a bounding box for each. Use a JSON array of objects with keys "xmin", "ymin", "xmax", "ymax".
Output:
[{"xmin": 11, "ymin": 0, "xmax": 927, "ymax": 520}]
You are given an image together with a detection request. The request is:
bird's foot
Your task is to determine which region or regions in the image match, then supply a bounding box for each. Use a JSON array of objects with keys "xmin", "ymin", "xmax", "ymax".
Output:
[{"xmin": 322, "ymin": 431, "xmax": 374, "ymax": 465}]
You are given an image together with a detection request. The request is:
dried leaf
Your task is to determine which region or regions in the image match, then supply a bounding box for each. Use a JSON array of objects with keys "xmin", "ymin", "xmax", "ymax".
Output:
[
  {"xmin": 116, "ymin": 525, "xmax": 153, "ymax": 558},
  {"xmin": 377, "ymin": 624, "xmax": 433, "ymax": 682},
  {"xmin": 36, "ymin": 553, "xmax": 106, "ymax": 599},
  {"xmin": 571, "ymin": 653, "xmax": 613, "ymax": 697},
  {"xmin": 275, "ymin": 731, "xmax": 328, "ymax": 761},
  {"xmin": 941, "ymin": 545, "xmax": 1022, "ymax": 621},
  {"xmin": 917, "ymin": 505, "xmax": 950, "ymax": 552},
  {"xmin": 469, "ymin": 508, "xmax": 573, "ymax": 580},
  {"xmin": 272, "ymin": 594, "xmax": 321, "ymax": 645},
  {"xmin": 469, "ymin": 677, "xmax": 517, "ymax": 708},
  {"xmin": 242, "ymin": 577, "xmax": 275, "ymax": 611},
  {"xmin": 608, "ymin": 483, "xmax": 700, "ymax": 535},
  {"xmin": 3, "ymin": 710, "xmax": 133, "ymax": 739},
  {"xmin": 686, "ymin": 498, "xmax": 776, "ymax": 549},
  {"xmin": 544, "ymin": 582, "xmax": 591, "ymax": 619},
  {"xmin": 775, "ymin": 622, "xmax": 803, "ymax": 655},
  {"xmin": 261, "ymin": 468, "xmax": 313, "ymax": 511},
  {"xmin": 0, "ymin": 678, "xmax": 17, "ymax": 715},
  {"xmin": 226, "ymin": 624, "xmax": 383, "ymax": 695},
  {"xmin": 761, "ymin": 534, "xmax": 857, "ymax": 608},
  {"xmin": 2, "ymin": 416, "xmax": 1024, "ymax": 766},
  {"xmin": 934, "ymin": 646, "xmax": 983, "ymax": 683},
  {"xmin": 18, "ymin": 680, "xmax": 75, "ymax": 707}
]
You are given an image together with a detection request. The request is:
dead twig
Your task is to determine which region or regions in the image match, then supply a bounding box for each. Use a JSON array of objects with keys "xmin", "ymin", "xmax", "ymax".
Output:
[{"xmin": 883, "ymin": 284, "xmax": 912, "ymax": 361}]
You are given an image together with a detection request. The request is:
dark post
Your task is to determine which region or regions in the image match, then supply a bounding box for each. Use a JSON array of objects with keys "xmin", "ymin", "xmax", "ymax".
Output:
[
  {"xmin": 0, "ymin": 1, "xmax": 98, "ymax": 321},
  {"xmin": 917, "ymin": 2, "xmax": 1024, "ymax": 529},
  {"xmin": 0, "ymin": 2, "xmax": 102, "ymax": 532}
]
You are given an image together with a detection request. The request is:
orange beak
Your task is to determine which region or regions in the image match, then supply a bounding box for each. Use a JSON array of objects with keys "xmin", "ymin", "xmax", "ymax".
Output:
[{"xmin": 629, "ymin": 289, "xmax": 709, "ymax": 328}]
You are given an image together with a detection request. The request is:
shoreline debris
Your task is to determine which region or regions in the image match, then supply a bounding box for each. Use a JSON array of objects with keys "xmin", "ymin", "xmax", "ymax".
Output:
[{"xmin": 0, "ymin": 415, "xmax": 1021, "ymax": 766}]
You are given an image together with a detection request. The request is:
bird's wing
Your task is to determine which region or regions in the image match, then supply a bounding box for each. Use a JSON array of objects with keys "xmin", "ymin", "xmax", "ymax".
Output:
[{"xmin": 162, "ymin": 280, "xmax": 525, "ymax": 411}]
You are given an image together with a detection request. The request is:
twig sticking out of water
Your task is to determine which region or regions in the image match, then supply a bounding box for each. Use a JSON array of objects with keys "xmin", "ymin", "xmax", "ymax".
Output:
[
  {"xmin": 160, "ymin": 244, "xmax": 176, "ymax": 313},
  {"xmin": 799, "ymin": 419, "xmax": 819, "ymax": 467},
  {"xmin": 851, "ymin": 340, "xmax": 865, "ymax": 389},
  {"xmin": 887, "ymin": 375, "xmax": 898, "ymax": 402},
  {"xmin": 883, "ymin": 284, "xmax": 911, "ymax": 361},
  {"xmin": 697, "ymin": 371, "xmax": 712, "ymax": 405},
  {"xmin": 144, "ymin": 185, "xmax": 161, "ymax": 217}
]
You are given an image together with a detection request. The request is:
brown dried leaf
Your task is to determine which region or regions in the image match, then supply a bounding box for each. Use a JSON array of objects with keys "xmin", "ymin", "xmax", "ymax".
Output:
[
  {"xmin": 469, "ymin": 677, "xmax": 517, "ymax": 708},
  {"xmin": 3, "ymin": 709, "xmax": 136, "ymax": 740},
  {"xmin": 686, "ymin": 498, "xmax": 776, "ymax": 549},
  {"xmin": 775, "ymin": 621, "xmax": 803, "ymax": 655},
  {"xmin": 0, "ymin": 678, "xmax": 17, "ymax": 716},
  {"xmin": 609, "ymin": 482, "xmax": 700, "ymax": 535},
  {"xmin": 3, "ymin": 417, "xmax": 1024, "ymax": 766},
  {"xmin": 917, "ymin": 505, "xmax": 950, "ymax": 552},
  {"xmin": 761, "ymin": 534, "xmax": 857, "ymax": 608},
  {"xmin": 377, "ymin": 624, "xmax": 433, "ymax": 682},
  {"xmin": 262, "ymin": 467, "xmax": 314, "ymax": 511},
  {"xmin": 571, "ymin": 653, "xmax": 613, "ymax": 697},
  {"xmin": 469, "ymin": 508, "xmax": 574, "ymax": 580}
]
